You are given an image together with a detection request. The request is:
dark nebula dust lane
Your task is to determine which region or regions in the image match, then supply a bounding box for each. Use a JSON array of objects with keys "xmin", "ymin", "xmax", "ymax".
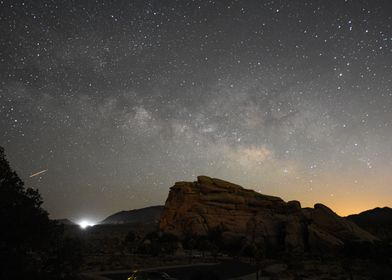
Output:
[{"xmin": 1, "ymin": 0, "xmax": 391, "ymax": 220}]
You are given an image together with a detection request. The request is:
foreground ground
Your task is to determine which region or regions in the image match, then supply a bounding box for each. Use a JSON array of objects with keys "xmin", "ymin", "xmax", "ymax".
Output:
[
  {"xmin": 103, "ymin": 261, "xmax": 256, "ymax": 280},
  {"xmin": 81, "ymin": 258, "xmax": 392, "ymax": 280}
]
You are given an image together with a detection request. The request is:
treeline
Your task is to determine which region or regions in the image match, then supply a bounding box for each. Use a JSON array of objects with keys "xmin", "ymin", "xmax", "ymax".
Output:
[{"xmin": 0, "ymin": 147, "xmax": 84, "ymax": 280}]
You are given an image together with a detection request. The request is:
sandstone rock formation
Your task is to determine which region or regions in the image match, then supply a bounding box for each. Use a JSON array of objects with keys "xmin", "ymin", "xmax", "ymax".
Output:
[{"xmin": 159, "ymin": 176, "xmax": 377, "ymax": 255}]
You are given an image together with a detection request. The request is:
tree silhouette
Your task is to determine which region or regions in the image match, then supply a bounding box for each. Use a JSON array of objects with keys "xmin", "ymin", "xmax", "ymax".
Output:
[
  {"xmin": 0, "ymin": 146, "xmax": 79, "ymax": 279},
  {"xmin": 159, "ymin": 232, "xmax": 179, "ymax": 255},
  {"xmin": 124, "ymin": 231, "xmax": 138, "ymax": 253}
]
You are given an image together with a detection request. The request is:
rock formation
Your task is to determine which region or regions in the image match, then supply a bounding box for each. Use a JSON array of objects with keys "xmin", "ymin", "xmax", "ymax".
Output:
[
  {"xmin": 159, "ymin": 176, "xmax": 377, "ymax": 255},
  {"xmin": 347, "ymin": 207, "xmax": 392, "ymax": 241}
]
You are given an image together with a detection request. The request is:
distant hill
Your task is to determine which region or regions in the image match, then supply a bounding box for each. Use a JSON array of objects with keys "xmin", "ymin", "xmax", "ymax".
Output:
[
  {"xmin": 100, "ymin": 205, "xmax": 164, "ymax": 225},
  {"xmin": 346, "ymin": 207, "xmax": 392, "ymax": 241},
  {"xmin": 55, "ymin": 218, "xmax": 76, "ymax": 225}
]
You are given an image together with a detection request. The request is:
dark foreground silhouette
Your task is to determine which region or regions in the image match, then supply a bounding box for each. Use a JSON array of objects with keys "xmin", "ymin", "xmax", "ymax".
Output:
[
  {"xmin": 104, "ymin": 261, "xmax": 255, "ymax": 280},
  {"xmin": 0, "ymin": 146, "xmax": 83, "ymax": 280}
]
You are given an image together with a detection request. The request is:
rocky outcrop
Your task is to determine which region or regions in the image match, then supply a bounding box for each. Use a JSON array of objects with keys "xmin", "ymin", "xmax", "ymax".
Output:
[
  {"xmin": 159, "ymin": 176, "xmax": 378, "ymax": 255},
  {"xmin": 347, "ymin": 207, "xmax": 392, "ymax": 241},
  {"xmin": 310, "ymin": 204, "xmax": 376, "ymax": 242}
]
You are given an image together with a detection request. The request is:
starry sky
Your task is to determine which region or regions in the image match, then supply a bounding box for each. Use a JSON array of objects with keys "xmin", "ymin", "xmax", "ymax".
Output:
[{"xmin": 1, "ymin": 0, "xmax": 392, "ymax": 221}]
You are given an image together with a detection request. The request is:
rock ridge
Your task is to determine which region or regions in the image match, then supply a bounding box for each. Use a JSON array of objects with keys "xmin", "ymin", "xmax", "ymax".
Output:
[{"xmin": 159, "ymin": 176, "xmax": 377, "ymax": 255}]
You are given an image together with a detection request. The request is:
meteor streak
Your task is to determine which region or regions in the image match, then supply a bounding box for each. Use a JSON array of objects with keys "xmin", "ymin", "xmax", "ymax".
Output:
[{"xmin": 29, "ymin": 169, "xmax": 48, "ymax": 178}]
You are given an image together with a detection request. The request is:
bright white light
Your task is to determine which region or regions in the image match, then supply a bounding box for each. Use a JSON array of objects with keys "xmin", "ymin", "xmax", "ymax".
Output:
[{"xmin": 78, "ymin": 219, "xmax": 95, "ymax": 229}]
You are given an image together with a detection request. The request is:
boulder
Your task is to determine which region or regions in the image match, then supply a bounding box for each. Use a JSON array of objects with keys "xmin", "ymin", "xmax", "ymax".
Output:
[
  {"xmin": 311, "ymin": 203, "xmax": 377, "ymax": 242},
  {"xmin": 308, "ymin": 224, "xmax": 344, "ymax": 255},
  {"xmin": 284, "ymin": 216, "xmax": 306, "ymax": 253},
  {"xmin": 287, "ymin": 200, "xmax": 301, "ymax": 211}
]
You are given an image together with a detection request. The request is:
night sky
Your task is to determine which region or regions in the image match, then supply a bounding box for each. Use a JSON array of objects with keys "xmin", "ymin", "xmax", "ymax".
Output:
[{"xmin": 1, "ymin": 0, "xmax": 391, "ymax": 222}]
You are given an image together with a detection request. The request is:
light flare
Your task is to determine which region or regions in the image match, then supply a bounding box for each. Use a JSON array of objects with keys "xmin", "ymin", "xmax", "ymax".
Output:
[{"xmin": 78, "ymin": 219, "xmax": 95, "ymax": 229}]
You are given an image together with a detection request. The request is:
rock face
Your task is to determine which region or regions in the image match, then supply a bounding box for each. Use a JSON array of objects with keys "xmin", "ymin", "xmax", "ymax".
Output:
[{"xmin": 159, "ymin": 176, "xmax": 377, "ymax": 255}]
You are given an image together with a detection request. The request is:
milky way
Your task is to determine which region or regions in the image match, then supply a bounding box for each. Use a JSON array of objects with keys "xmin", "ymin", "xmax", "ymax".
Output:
[{"xmin": 1, "ymin": 0, "xmax": 391, "ymax": 220}]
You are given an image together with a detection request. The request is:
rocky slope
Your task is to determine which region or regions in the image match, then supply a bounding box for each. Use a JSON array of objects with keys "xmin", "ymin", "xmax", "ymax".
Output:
[
  {"xmin": 347, "ymin": 207, "xmax": 392, "ymax": 241},
  {"xmin": 159, "ymin": 176, "xmax": 377, "ymax": 255}
]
